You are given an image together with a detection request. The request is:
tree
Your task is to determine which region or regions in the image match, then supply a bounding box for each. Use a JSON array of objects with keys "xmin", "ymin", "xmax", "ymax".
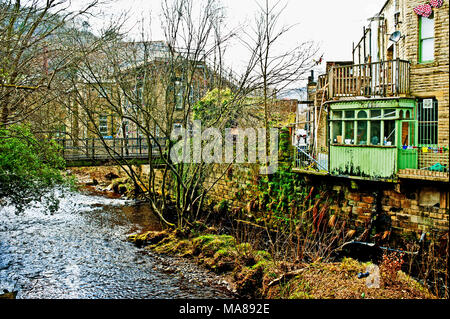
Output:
[
  {"xmin": 0, "ymin": 0, "xmax": 99, "ymax": 127},
  {"xmin": 59, "ymin": 0, "xmax": 318, "ymax": 231},
  {"xmin": 241, "ymin": 0, "xmax": 319, "ymax": 173},
  {"xmin": 59, "ymin": 0, "xmax": 238, "ymax": 229}
]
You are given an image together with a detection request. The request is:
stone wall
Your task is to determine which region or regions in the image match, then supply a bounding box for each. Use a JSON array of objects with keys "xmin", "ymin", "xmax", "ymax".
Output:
[
  {"xmin": 328, "ymin": 180, "xmax": 449, "ymax": 235},
  {"xmin": 86, "ymin": 158, "xmax": 448, "ymax": 240},
  {"xmin": 395, "ymin": 0, "xmax": 449, "ymax": 145},
  {"xmin": 146, "ymin": 162, "xmax": 448, "ymax": 239}
]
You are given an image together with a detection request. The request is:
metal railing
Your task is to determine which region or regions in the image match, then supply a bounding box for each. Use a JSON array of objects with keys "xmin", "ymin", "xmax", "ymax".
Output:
[
  {"xmin": 294, "ymin": 147, "xmax": 328, "ymax": 173},
  {"xmin": 55, "ymin": 137, "xmax": 167, "ymax": 162},
  {"xmin": 326, "ymin": 59, "xmax": 410, "ymax": 99}
]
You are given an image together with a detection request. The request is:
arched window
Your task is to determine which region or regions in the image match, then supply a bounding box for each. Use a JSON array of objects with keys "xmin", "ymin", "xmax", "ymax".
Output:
[
  {"xmin": 405, "ymin": 110, "xmax": 411, "ymax": 119},
  {"xmin": 357, "ymin": 110, "xmax": 368, "ymax": 119}
]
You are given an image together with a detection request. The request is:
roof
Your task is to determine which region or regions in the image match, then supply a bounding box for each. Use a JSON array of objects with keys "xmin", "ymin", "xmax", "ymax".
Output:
[{"xmin": 324, "ymin": 96, "xmax": 416, "ymax": 106}]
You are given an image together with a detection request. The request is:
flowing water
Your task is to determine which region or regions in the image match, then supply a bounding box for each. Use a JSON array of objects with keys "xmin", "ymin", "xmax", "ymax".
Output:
[{"xmin": 0, "ymin": 189, "xmax": 235, "ymax": 299}]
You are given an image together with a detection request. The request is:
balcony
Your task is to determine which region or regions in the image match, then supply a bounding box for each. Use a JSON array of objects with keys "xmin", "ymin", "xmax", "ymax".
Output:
[{"xmin": 317, "ymin": 59, "xmax": 410, "ymax": 100}]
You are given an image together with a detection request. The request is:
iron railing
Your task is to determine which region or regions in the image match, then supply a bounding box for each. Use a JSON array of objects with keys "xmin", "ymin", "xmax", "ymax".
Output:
[
  {"xmin": 55, "ymin": 137, "xmax": 167, "ymax": 161},
  {"xmin": 294, "ymin": 147, "xmax": 328, "ymax": 172}
]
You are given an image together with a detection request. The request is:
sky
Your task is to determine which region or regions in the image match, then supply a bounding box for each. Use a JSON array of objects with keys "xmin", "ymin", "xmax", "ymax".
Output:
[{"xmin": 76, "ymin": 0, "xmax": 387, "ymax": 91}]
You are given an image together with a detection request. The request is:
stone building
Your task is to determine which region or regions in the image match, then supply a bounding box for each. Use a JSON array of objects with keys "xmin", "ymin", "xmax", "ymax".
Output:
[{"xmin": 294, "ymin": 0, "xmax": 449, "ymax": 235}]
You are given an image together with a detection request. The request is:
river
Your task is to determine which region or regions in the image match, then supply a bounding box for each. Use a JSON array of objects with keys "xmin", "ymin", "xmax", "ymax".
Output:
[{"xmin": 0, "ymin": 189, "xmax": 235, "ymax": 299}]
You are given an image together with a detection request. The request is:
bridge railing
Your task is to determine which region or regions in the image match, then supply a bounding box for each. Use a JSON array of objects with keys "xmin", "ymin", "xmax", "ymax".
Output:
[{"xmin": 55, "ymin": 137, "xmax": 167, "ymax": 161}]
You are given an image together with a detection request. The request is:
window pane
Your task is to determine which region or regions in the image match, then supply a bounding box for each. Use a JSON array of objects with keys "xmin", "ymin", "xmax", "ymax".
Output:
[
  {"xmin": 99, "ymin": 116, "xmax": 108, "ymax": 136},
  {"xmin": 384, "ymin": 109, "xmax": 396, "ymax": 118},
  {"xmin": 401, "ymin": 122, "xmax": 414, "ymax": 146},
  {"xmin": 421, "ymin": 38, "xmax": 434, "ymax": 62},
  {"xmin": 421, "ymin": 16, "xmax": 434, "ymax": 39},
  {"xmin": 370, "ymin": 110, "xmax": 382, "ymax": 118},
  {"xmin": 357, "ymin": 121, "xmax": 368, "ymax": 145},
  {"xmin": 332, "ymin": 121, "xmax": 343, "ymax": 143},
  {"xmin": 175, "ymin": 81, "xmax": 183, "ymax": 110},
  {"xmin": 370, "ymin": 121, "xmax": 381, "ymax": 145},
  {"xmin": 357, "ymin": 110, "xmax": 367, "ymax": 119},
  {"xmin": 332, "ymin": 111, "xmax": 342, "ymax": 119},
  {"xmin": 405, "ymin": 110, "xmax": 411, "ymax": 119},
  {"xmin": 345, "ymin": 111, "xmax": 355, "ymax": 119},
  {"xmin": 384, "ymin": 120, "xmax": 395, "ymax": 145},
  {"xmin": 344, "ymin": 121, "xmax": 354, "ymax": 144}
]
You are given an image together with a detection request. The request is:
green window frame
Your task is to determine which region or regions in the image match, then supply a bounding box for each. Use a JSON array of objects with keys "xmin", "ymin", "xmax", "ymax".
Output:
[
  {"xmin": 419, "ymin": 15, "xmax": 434, "ymax": 63},
  {"xmin": 330, "ymin": 108, "xmax": 402, "ymax": 146}
]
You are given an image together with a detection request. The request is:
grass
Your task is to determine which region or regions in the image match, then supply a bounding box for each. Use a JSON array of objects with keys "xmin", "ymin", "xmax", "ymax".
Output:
[{"xmin": 127, "ymin": 229, "xmax": 437, "ymax": 299}]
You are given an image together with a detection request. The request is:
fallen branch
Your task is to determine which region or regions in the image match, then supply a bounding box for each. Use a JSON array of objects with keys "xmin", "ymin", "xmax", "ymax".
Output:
[{"xmin": 267, "ymin": 268, "xmax": 307, "ymax": 287}]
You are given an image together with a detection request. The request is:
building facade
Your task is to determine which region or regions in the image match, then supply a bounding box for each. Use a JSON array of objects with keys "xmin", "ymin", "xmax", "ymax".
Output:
[{"xmin": 294, "ymin": 0, "xmax": 449, "ymax": 234}]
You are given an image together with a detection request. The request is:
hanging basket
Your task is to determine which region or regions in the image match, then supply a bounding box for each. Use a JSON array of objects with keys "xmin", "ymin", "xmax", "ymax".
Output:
[
  {"xmin": 429, "ymin": 0, "xmax": 444, "ymax": 8},
  {"xmin": 414, "ymin": 3, "xmax": 433, "ymax": 17}
]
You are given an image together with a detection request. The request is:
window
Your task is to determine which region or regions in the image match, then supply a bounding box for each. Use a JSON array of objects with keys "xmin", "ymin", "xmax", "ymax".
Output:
[
  {"xmin": 173, "ymin": 123, "xmax": 183, "ymax": 134},
  {"xmin": 418, "ymin": 98, "xmax": 438, "ymax": 145},
  {"xmin": 332, "ymin": 121, "xmax": 342, "ymax": 143},
  {"xmin": 345, "ymin": 110, "xmax": 355, "ymax": 119},
  {"xmin": 330, "ymin": 108, "xmax": 399, "ymax": 146},
  {"xmin": 333, "ymin": 111, "xmax": 342, "ymax": 119},
  {"xmin": 356, "ymin": 111, "xmax": 368, "ymax": 145},
  {"xmin": 344, "ymin": 121, "xmax": 354, "ymax": 144},
  {"xmin": 357, "ymin": 110, "xmax": 367, "ymax": 119},
  {"xmin": 175, "ymin": 81, "xmax": 183, "ymax": 110},
  {"xmin": 370, "ymin": 121, "xmax": 381, "ymax": 145},
  {"xmin": 419, "ymin": 16, "xmax": 434, "ymax": 63},
  {"xmin": 357, "ymin": 121, "xmax": 368, "ymax": 145},
  {"xmin": 99, "ymin": 115, "xmax": 108, "ymax": 137},
  {"xmin": 55, "ymin": 125, "xmax": 66, "ymax": 138},
  {"xmin": 370, "ymin": 110, "xmax": 382, "ymax": 119},
  {"xmin": 384, "ymin": 109, "xmax": 396, "ymax": 118},
  {"xmin": 405, "ymin": 110, "xmax": 411, "ymax": 119},
  {"xmin": 384, "ymin": 120, "xmax": 395, "ymax": 145}
]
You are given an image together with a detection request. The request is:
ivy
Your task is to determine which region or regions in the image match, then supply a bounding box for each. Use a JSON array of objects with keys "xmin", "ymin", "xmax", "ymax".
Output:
[{"xmin": 193, "ymin": 88, "xmax": 235, "ymax": 126}]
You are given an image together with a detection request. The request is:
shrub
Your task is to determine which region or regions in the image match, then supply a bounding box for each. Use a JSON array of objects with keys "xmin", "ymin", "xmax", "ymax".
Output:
[{"xmin": 0, "ymin": 125, "xmax": 66, "ymax": 213}]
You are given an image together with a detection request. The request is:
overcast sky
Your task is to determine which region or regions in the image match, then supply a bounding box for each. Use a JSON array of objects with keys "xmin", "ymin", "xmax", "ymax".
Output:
[{"xmin": 79, "ymin": 0, "xmax": 387, "ymax": 90}]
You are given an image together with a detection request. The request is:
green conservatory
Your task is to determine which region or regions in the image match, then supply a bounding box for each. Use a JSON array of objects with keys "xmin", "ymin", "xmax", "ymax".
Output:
[{"xmin": 328, "ymin": 98, "xmax": 418, "ymax": 180}]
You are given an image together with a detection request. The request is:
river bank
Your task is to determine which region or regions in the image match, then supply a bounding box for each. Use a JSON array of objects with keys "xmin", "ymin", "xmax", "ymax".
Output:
[
  {"xmin": 68, "ymin": 166, "xmax": 439, "ymax": 299},
  {"xmin": 0, "ymin": 187, "xmax": 236, "ymax": 299}
]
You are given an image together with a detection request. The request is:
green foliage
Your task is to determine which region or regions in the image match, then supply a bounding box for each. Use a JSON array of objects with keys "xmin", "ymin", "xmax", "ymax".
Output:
[
  {"xmin": 0, "ymin": 125, "xmax": 66, "ymax": 212},
  {"xmin": 193, "ymin": 88, "xmax": 234, "ymax": 126},
  {"xmin": 257, "ymin": 128, "xmax": 308, "ymax": 229}
]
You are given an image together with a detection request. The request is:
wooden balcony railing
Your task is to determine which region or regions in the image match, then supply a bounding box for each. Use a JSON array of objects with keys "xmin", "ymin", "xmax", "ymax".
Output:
[{"xmin": 323, "ymin": 59, "xmax": 410, "ymax": 99}]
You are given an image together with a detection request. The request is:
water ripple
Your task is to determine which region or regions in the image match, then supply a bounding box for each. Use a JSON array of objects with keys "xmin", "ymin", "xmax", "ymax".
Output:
[{"xmin": 0, "ymin": 189, "xmax": 233, "ymax": 299}]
